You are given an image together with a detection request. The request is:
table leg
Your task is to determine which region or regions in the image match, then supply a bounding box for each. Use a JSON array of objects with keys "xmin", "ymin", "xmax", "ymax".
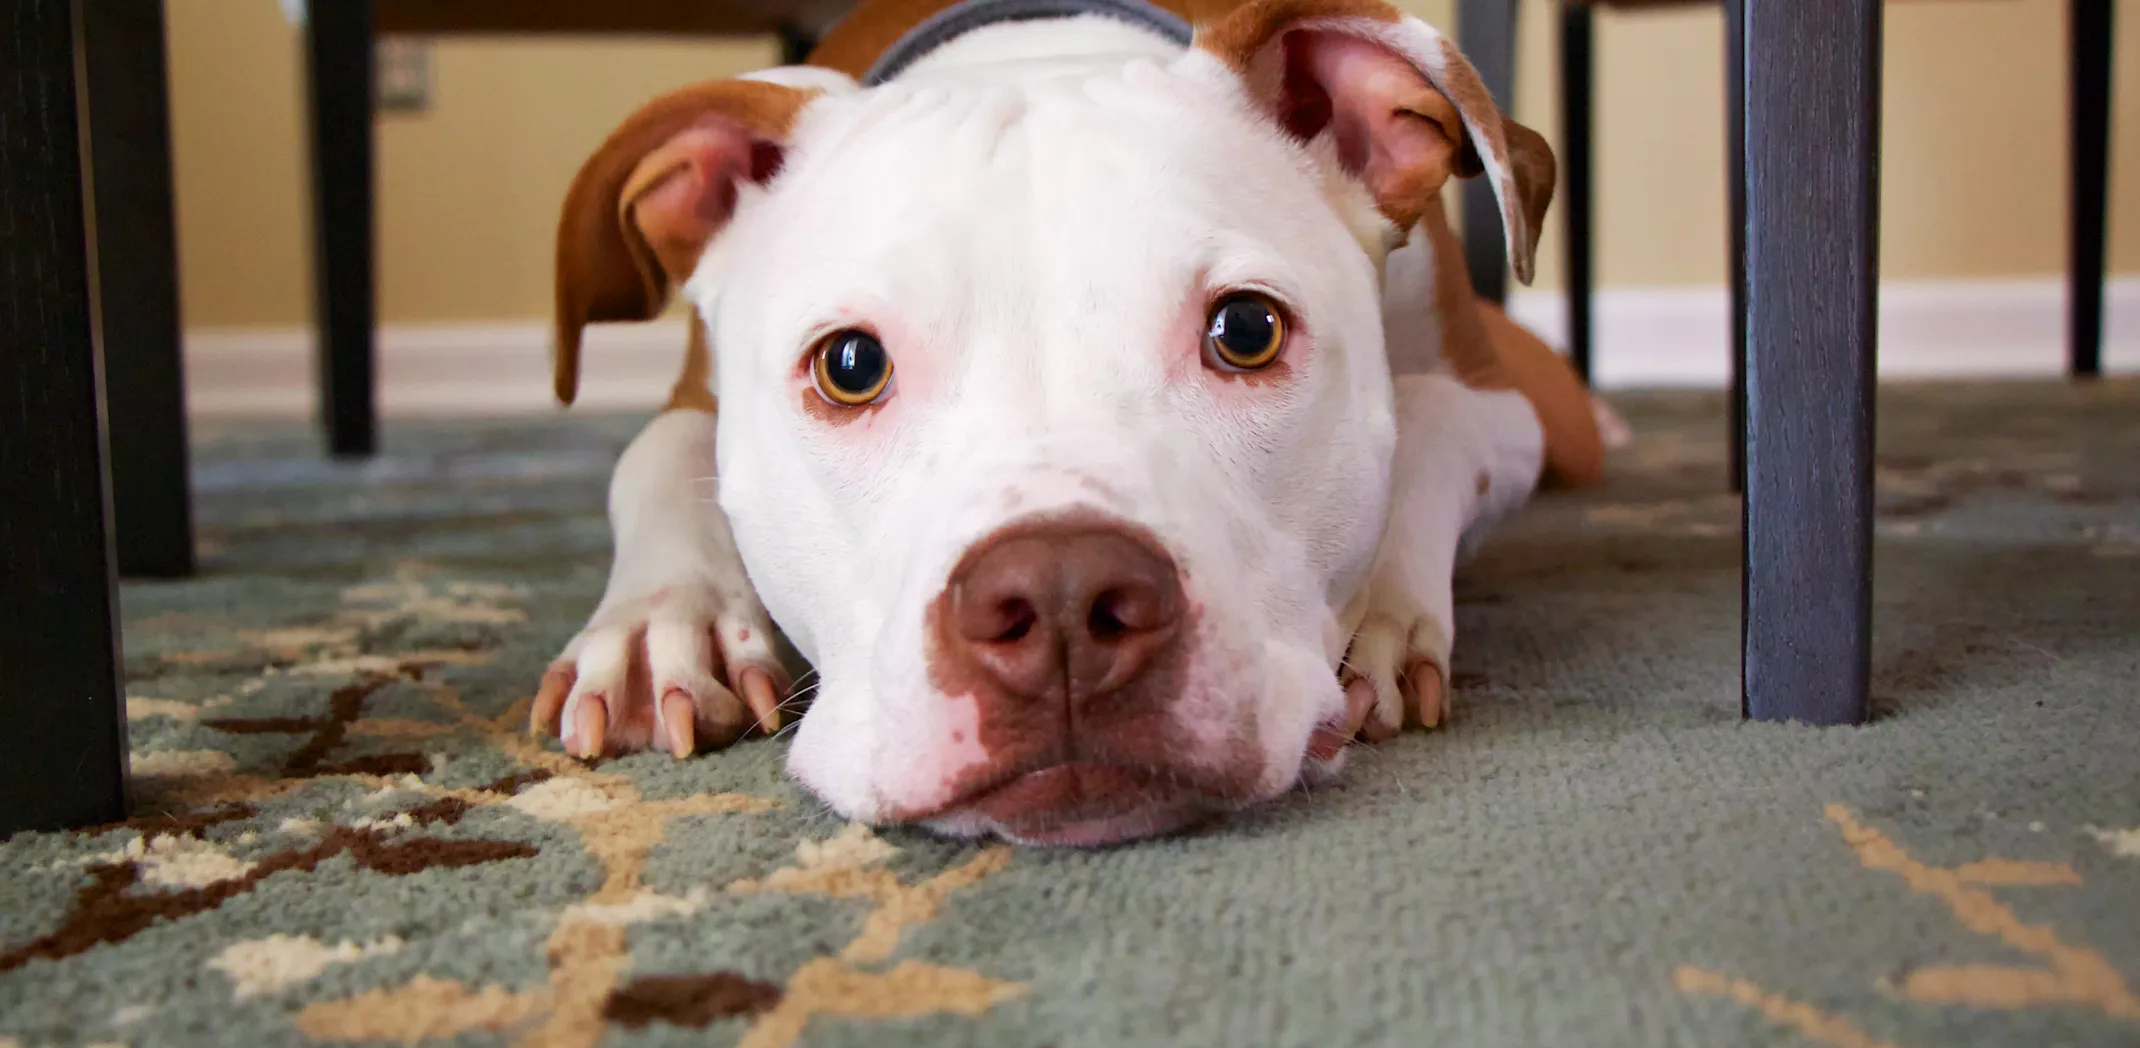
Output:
[
  {"xmin": 82, "ymin": 0, "xmax": 195, "ymax": 579},
  {"xmin": 1725, "ymin": 0, "xmax": 1748, "ymax": 492},
  {"xmin": 2068, "ymin": 0, "xmax": 2113, "ymax": 379},
  {"xmin": 304, "ymin": 0, "xmax": 377, "ymax": 457},
  {"xmin": 1559, "ymin": 0, "xmax": 1595, "ymax": 385},
  {"xmin": 1458, "ymin": 0, "xmax": 1519, "ymax": 304},
  {"xmin": 0, "ymin": 0, "xmax": 132, "ymax": 835},
  {"xmin": 1739, "ymin": 0, "xmax": 1882, "ymax": 726}
]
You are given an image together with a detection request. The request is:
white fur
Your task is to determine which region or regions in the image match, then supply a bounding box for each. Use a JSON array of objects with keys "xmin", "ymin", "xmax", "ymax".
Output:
[{"xmin": 552, "ymin": 13, "xmax": 1550, "ymax": 840}]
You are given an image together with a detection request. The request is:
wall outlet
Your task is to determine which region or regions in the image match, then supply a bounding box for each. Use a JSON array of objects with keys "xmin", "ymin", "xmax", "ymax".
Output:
[{"xmin": 375, "ymin": 37, "xmax": 433, "ymax": 113}]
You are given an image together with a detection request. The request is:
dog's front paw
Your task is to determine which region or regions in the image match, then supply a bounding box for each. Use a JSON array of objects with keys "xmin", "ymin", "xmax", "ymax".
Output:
[
  {"xmin": 528, "ymin": 583, "xmax": 788, "ymax": 759},
  {"xmin": 1341, "ymin": 605, "xmax": 1453, "ymax": 742}
]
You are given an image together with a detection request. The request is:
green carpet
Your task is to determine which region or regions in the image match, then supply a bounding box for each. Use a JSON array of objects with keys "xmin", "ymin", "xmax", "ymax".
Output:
[{"xmin": 4, "ymin": 380, "xmax": 2138, "ymax": 1048}]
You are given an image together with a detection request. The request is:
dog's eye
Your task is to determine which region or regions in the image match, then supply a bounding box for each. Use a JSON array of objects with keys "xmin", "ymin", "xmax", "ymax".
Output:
[
  {"xmin": 1204, "ymin": 293, "xmax": 1285, "ymax": 371},
  {"xmin": 811, "ymin": 330, "xmax": 894, "ymax": 406}
]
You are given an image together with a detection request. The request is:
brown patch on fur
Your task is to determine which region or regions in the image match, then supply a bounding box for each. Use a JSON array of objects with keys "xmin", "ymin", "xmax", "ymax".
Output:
[
  {"xmin": 1428, "ymin": 36, "xmax": 1547, "ymax": 283},
  {"xmin": 806, "ymin": 0, "xmax": 1250, "ymax": 78},
  {"xmin": 1498, "ymin": 115, "xmax": 1557, "ymax": 278},
  {"xmin": 1475, "ymin": 299, "xmax": 1605, "ymax": 489},
  {"xmin": 0, "ymin": 825, "xmax": 536, "ymax": 972},
  {"xmin": 1192, "ymin": 0, "xmax": 1553, "ymax": 282},
  {"xmin": 603, "ymin": 972, "xmax": 785, "ymax": 1028},
  {"xmin": 555, "ymin": 78, "xmax": 815, "ymax": 405},
  {"xmin": 1419, "ymin": 202, "xmax": 1512, "ymax": 390},
  {"xmin": 1192, "ymin": 0, "xmax": 1401, "ymax": 76},
  {"xmin": 665, "ymin": 312, "xmax": 721, "ymax": 413},
  {"xmin": 807, "ymin": 0, "xmax": 979, "ymax": 76}
]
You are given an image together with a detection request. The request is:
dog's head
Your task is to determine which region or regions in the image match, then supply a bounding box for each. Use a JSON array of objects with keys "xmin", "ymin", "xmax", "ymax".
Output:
[{"xmin": 555, "ymin": 0, "xmax": 1552, "ymax": 845}]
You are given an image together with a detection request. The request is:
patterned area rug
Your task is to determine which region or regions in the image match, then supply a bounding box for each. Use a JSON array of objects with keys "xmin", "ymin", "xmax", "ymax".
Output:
[{"xmin": 4, "ymin": 380, "xmax": 2138, "ymax": 1048}]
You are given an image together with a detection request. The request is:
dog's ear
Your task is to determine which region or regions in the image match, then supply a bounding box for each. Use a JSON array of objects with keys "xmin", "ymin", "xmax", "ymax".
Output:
[
  {"xmin": 1191, "ymin": 0, "xmax": 1555, "ymax": 283},
  {"xmin": 553, "ymin": 76, "xmax": 825, "ymax": 405}
]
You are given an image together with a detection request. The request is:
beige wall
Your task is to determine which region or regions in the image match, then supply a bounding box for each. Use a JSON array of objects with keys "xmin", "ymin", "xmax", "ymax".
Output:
[{"xmin": 166, "ymin": 0, "xmax": 2138, "ymax": 329}]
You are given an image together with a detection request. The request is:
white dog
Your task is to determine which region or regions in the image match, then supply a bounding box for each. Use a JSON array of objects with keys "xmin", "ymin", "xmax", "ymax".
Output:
[{"xmin": 530, "ymin": 0, "xmax": 1607, "ymax": 846}]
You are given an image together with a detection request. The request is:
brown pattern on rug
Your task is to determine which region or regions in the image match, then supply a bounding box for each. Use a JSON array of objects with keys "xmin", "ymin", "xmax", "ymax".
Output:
[
  {"xmin": 603, "ymin": 973, "xmax": 786, "ymax": 1028},
  {"xmin": 3, "ymin": 382, "xmax": 2137, "ymax": 1047}
]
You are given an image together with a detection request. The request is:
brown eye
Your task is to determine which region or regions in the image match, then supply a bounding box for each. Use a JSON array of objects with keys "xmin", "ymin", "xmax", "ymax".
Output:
[
  {"xmin": 1204, "ymin": 293, "xmax": 1285, "ymax": 371},
  {"xmin": 812, "ymin": 330, "xmax": 894, "ymax": 405}
]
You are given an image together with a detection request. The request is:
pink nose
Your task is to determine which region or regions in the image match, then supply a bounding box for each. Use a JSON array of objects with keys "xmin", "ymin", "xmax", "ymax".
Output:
[{"xmin": 941, "ymin": 522, "xmax": 1185, "ymax": 710}]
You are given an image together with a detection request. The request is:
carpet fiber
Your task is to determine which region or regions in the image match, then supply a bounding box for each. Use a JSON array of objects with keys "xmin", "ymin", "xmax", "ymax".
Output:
[{"xmin": 4, "ymin": 380, "xmax": 2138, "ymax": 1048}]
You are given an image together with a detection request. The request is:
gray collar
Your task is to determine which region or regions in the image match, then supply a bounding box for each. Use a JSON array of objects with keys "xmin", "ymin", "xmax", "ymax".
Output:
[{"xmin": 860, "ymin": 0, "xmax": 1193, "ymax": 86}]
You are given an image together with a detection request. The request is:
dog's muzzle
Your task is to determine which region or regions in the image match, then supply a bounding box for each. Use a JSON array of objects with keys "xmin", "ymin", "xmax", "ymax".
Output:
[{"xmin": 911, "ymin": 514, "xmax": 1246, "ymax": 845}]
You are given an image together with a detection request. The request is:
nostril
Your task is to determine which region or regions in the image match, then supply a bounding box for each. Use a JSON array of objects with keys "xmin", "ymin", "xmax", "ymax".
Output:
[
  {"xmin": 991, "ymin": 597, "xmax": 1038, "ymax": 644},
  {"xmin": 1088, "ymin": 591, "xmax": 1130, "ymax": 642},
  {"xmin": 1087, "ymin": 584, "xmax": 1168, "ymax": 641}
]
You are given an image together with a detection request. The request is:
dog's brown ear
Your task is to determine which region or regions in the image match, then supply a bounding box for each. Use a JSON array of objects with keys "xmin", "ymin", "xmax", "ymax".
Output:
[
  {"xmin": 554, "ymin": 78, "xmax": 817, "ymax": 405},
  {"xmin": 1193, "ymin": 0, "xmax": 1556, "ymax": 283}
]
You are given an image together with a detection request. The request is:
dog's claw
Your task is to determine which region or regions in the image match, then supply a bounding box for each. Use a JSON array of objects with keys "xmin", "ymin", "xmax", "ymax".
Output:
[
  {"xmin": 1343, "ymin": 676, "xmax": 1395, "ymax": 743},
  {"xmin": 531, "ymin": 663, "xmax": 575, "ymax": 738},
  {"xmin": 1407, "ymin": 660, "xmax": 1447, "ymax": 728},
  {"xmin": 532, "ymin": 590, "xmax": 789, "ymax": 758},
  {"xmin": 739, "ymin": 668, "xmax": 781, "ymax": 734},
  {"xmin": 568, "ymin": 693, "xmax": 609, "ymax": 759},
  {"xmin": 661, "ymin": 690, "xmax": 697, "ymax": 757}
]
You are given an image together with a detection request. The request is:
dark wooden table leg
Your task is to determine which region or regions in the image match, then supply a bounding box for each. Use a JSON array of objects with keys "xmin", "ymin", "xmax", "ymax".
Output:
[
  {"xmin": 304, "ymin": 0, "xmax": 377, "ymax": 457},
  {"xmin": 1560, "ymin": 0, "xmax": 1595, "ymax": 385},
  {"xmin": 777, "ymin": 23, "xmax": 817, "ymax": 65},
  {"xmin": 2069, "ymin": 0, "xmax": 2112, "ymax": 379},
  {"xmin": 1739, "ymin": 0, "xmax": 1881, "ymax": 726},
  {"xmin": 1, "ymin": 0, "xmax": 132, "ymax": 835},
  {"xmin": 82, "ymin": 0, "xmax": 194, "ymax": 579},
  {"xmin": 1459, "ymin": 0, "xmax": 1518, "ymax": 304},
  {"xmin": 1725, "ymin": 0, "xmax": 1748, "ymax": 492}
]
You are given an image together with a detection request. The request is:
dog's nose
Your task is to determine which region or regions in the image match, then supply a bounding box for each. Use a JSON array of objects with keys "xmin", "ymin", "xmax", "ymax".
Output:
[{"xmin": 945, "ymin": 524, "xmax": 1184, "ymax": 703}]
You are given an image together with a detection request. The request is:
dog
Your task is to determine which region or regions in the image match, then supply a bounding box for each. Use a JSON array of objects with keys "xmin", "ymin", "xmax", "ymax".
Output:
[{"xmin": 529, "ymin": 0, "xmax": 1608, "ymax": 846}]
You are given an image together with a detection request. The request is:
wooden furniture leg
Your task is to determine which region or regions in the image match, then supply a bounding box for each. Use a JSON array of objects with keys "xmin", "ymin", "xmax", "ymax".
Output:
[
  {"xmin": 0, "ymin": 0, "xmax": 133, "ymax": 835},
  {"xmin": 1559, "ymin": 0, "xmax": 1596, "ymax": 385},
  {"xmin": 1738, "ymin": 0, "xmax": 1882, "ymax": 726},
  {"xmin": 82, "ymin": 0, "xmax": 195, "ymax": 579},
  {"xmin": 2069, "ymin": 0, "xmax": 2113, "ymax": 378},
  {"xmin": 1725, "ymin": 0, "xmax": 1748, "ymax": 491},
  {"xmin": 304, "ymin": 0, "xmax": 378, "ymax": 457},
  {"xmin": 1459, "ymin": 0, "xmax": 1520, "ymax": 304}
]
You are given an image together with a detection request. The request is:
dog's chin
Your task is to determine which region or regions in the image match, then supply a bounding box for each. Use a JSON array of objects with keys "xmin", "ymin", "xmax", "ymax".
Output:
[{"xmin": 914, "ymin": 763, "xmax": 1220, "ymax": 847}]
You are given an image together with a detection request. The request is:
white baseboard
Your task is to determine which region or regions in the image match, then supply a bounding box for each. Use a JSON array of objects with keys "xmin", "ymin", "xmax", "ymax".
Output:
[
  {"xmin": 1503, "ymin": 276, "xmax": 2140, "ymax": 389},
  {"xmin": 183, "ymin": 276, "xmax": 2139, "ymax": 419},
  {"xmin": 182, "ymin": 321, "xmax": 691, "ymax": 418}
]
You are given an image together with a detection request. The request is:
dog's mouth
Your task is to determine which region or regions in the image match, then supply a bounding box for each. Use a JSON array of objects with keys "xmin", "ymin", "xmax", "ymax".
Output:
[{"xmin": 911, "ymin": 762, "xmax": 1219, "ymax": 847}]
